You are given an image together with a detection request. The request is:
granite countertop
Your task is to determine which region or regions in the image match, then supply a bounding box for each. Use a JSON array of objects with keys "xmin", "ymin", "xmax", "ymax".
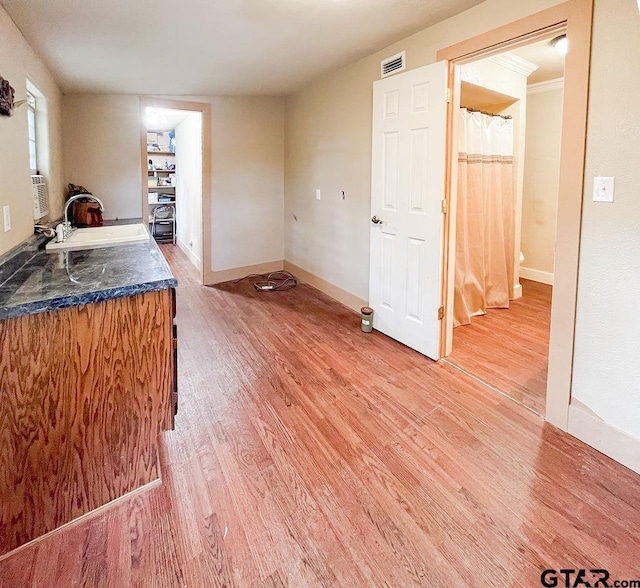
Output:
[{"xmin": 0, "ymin": 232, "xmax": 177, "ymax": 321}]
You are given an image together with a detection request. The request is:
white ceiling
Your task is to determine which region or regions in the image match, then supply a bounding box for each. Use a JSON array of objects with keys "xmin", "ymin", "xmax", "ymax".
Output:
[
  {"xmin": 510, "ymin": 37, "xmax": 565, "ymax": 84},
  {"xmin": 145, "ymin": 108, "xmax": 194, "ymax": 132},
  {"xmin": 1, "ymin": 0, "xmax": 485, "ymax": 96}
]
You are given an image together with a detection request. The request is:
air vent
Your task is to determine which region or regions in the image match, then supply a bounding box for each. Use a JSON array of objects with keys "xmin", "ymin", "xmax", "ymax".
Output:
[{"xmin": 381, "ymin": 51, "xmax": 406, "ymax": 78}]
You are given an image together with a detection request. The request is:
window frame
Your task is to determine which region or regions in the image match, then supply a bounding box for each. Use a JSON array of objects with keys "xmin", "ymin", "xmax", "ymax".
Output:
[{"xmin": 26, "ymin": 90, "xmax": 38, "ymax": 175}]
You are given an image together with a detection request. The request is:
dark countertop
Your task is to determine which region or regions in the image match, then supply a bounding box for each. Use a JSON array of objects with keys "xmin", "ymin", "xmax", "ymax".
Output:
[{"xmin": 0, "ymin": 229, "xmax": 177, "ymax": 321}]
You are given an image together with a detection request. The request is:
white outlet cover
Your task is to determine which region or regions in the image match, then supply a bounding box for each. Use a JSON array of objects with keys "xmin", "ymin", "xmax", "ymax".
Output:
[
  {"xmin": 315, "ymin": 189, "xmax": 321, "ymax": 200},
  {"xmin": 593, "ymin": 176, "xmax": 614, "ymax": 203},
  {"xmin": 3, "ymin": 205, "xmax": 10, "ymax": 232}
]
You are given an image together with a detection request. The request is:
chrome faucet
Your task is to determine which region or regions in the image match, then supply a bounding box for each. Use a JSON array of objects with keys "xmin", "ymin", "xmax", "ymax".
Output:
[{"xmin": 56, "ymin": 194, "xmax": 105, "ymax": 242}]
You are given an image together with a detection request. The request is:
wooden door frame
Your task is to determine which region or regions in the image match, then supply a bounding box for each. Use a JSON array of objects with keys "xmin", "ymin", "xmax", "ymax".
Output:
[
  {"xmin": 140, "ymin": 98, "xmax": 212, "ymax": 285},
  {"xmin": 436, "ymin": 0, "xmax": 594, "ymax": 430}
]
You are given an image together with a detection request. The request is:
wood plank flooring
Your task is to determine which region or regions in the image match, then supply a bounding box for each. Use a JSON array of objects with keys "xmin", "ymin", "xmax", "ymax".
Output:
[
  {"xmin": 1, "ymin": 247, "xmax": 638, "ymax": 587},
  {"xmin": 448, "ymin": 279, "xmax": 552, "ymax": 416}
]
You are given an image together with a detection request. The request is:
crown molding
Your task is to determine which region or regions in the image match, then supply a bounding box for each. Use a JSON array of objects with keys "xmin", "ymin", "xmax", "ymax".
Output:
[
  {"xmin": 487, "ymin": 52, "xmax": 539, "ymax": 77},
  {"xmin": 527, "ymin": 77, "xmax": 565, "ymax": 94}
]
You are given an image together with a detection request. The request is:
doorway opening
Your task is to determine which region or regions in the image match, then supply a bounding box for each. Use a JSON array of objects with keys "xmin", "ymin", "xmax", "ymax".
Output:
[
  {"xmin": 437, "ymin": 0, "xmax": 593, "ymax": 429},
  {"xmin": 140, "ymin": 98, "xmax": 211, "ymax": 285},
  {"xmin": 444, "ymin": 36, "xmax": 566, "ymax": 417}
]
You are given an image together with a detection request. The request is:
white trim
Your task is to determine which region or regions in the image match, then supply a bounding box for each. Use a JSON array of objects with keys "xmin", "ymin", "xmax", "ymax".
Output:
[
  {"xmin": 528, "ymin": 77, "xmax": 564, "ymax": 94},
  {"xmin": 487, "ymin": 52, "xmax": 539, "ymax": 77},
  {"xmin": 512, "ymin": 283, "xmax": 523, "ymax": 299},
  {"xmin": 568, "ymin": 402, "xmax": 640, "ymax": 475},
  {"xmin": 176, "ymin": 237, "xmax": 201, "ymax": 270},
  {"xmin": 519, "ymin": 266, "xmax": 554, "ymax": 285}
]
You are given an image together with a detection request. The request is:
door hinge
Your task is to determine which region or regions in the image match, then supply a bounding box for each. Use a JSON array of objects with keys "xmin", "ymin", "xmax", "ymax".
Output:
[
  {"xmin": 438, "ymin": 306, "xmax": 445, "ymax": 320},
  {"xmin": 446, "ymin": 88, "xmax": 452, "ymax": 104},
  {"xmin": 441, "ymin": 199, "xmax": 448, "ymax": 214}
]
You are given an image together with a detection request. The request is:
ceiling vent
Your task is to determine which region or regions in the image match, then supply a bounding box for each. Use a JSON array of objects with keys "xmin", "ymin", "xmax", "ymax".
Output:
[{"xmin": 381, "ymin": 51, "xmax": 406, "ymax": 78}]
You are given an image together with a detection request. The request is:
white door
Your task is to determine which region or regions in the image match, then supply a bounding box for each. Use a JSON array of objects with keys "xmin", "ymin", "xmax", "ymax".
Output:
[{"xmin": 369, "ymin": 61, "xmax": 448, "ymax": 360}]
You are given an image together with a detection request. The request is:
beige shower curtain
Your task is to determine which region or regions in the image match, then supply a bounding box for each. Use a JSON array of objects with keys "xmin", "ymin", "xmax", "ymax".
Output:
[{"xmin": 454, "ymin": 108, "xmax": 515, "ymax": 327}]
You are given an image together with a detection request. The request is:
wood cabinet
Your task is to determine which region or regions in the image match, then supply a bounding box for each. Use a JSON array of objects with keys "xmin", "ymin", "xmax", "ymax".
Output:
[{"xmin": 0, "ymin": 289, "xmax": 175, "ymax": 556}]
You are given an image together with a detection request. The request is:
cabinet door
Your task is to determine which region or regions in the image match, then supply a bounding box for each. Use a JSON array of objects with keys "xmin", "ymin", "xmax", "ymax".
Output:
[{"xmin": 171, "ymin": 288, "xmax": 178, "ymax": 424}]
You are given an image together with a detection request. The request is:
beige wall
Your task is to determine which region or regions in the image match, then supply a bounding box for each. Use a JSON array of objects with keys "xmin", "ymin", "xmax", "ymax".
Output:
[
  {"xmin": 62, "ymin": 94, "xmax": 143, "ymax": 220},
  {"xmin": 62, "ymin": 94, "xmax": 285, "ymax": 272},
  {"xmin": 521, "ymin": 85, "xmax": 563, "ymax": 278},
  {"xmin": 0, "ymin": 5, "xmax": 64, "ymax": 256},
  {"xmin": 285, "ymin": 0, "xmax": 563, "ymax": 301},
  {"xmin": 175, "ymin": 112, "xmax": 203, "ymax": 267},
  {"xmin": 572, "ymin": 0, "xmax": 640, "ymax": 440},
  {"xmin": 209, "ymin": 96, "xmax": 285, "ymax": 271}
]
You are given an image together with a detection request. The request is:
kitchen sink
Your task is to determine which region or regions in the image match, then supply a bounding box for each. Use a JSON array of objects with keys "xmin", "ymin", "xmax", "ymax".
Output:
[{"xmin": 46, "ymin": 223, "xmax": 150, "ymax": 251}]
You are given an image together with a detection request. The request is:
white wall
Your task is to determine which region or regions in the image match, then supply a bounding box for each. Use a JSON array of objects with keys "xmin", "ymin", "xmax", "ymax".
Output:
[
  {"xmin": 175, "ymin": 112, "xmax": 202, "ymax": 267},
  {"xmin": 284, "ymin": 0, "xmax": 563, "ymax": 301},
  {"xmin": 521, "ymin": 83, "xmax": 563, "ymax": 279},
  {"xmin": 572, "ymin": 0, "xmax": 640, "ymax": 440},
  {"xmin": 0, "ymin": 5, "xmax": 64, "ymax": 256},
  {"xmin": 62, "ymin": 94, "xmax": 285, "ymax": 272},
  {"xmin": 62, "ymin": 95, "xmax": 143, "ymax": 220}
]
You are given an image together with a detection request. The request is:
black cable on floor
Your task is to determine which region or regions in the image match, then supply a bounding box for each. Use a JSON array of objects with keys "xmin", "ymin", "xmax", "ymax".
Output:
[{"xmin": 233, "ymin": 271, "xmax": 297, "ymax": 291}]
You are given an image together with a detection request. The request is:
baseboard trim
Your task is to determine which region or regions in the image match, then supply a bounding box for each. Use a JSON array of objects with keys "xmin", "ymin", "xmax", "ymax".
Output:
[
  {"xmin": 519, "ymin": 267, "xmax": 554, "ymax": 286},
  {"xmin": 176, "ymin": 237, "xmax": 201, "ymax": 270},
  {"xmin": 512, "ymin": 283, "xmax": 523, "ymax": 300},
  {"xmin": 0, "ymin": 477, "xmax": 162, "ymax": 561},
  {"xmin": 284, "ymin": 261, "xmax": 367, "ymax": 314},
  {"xmin": 206, "ymin": 260, "xmax": 284, "ymax": 285},
  {"xmin": 568, "ymin": 401, "xmax": 640, "ymax": 475}
]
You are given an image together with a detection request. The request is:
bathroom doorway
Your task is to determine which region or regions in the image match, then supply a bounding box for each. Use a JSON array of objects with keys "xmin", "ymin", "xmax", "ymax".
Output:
[
  {"xmin": 140, "ymin": 98, "xmax": 211, "ymax": 285},
  {"xmin": 443, "ymin": 37, "xmax": 565, "ymax": 417}
]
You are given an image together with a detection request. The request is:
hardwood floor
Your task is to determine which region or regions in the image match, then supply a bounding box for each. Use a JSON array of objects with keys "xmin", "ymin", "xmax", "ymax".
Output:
[
  {"xmin": 448, "ymin": 279, "xmax": 552, "ymax": 416},
  {"xmin": 1, "ymin": 247, "xmax": 638, "ymax": 587}
]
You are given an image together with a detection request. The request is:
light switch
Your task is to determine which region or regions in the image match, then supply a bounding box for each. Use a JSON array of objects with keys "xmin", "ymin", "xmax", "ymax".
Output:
[
  {"xmin": 315, "ymin": 189, "xmax": 321, "ymax": 200},
  {"xmin": 593, "ymin": 176, "xmax": 614, "ymax": 203},
  {"xmin": 3, "ymin": 205, "xmax": 10, "ymax": 232}
]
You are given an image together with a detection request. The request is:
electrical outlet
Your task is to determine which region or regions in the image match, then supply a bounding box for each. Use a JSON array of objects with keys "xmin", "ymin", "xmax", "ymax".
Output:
[
  {"xmin": 3, "ymin": 205, "xmax": 10, "ymax": 232},
  {"xmin": 316, "ymin": 189, "xmax": 321, "ymax": 200}
]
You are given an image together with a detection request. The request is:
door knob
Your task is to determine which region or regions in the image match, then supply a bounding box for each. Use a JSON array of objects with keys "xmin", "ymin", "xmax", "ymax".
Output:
[{"xmin": 371, "ymin": 215, "xmax": 383, "ymax": 224}]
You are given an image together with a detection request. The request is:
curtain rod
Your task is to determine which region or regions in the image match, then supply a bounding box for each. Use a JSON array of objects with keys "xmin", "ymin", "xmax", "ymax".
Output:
[{"xmin": 461, "ymin": 106, "xmax": 512, "ymax": 120}]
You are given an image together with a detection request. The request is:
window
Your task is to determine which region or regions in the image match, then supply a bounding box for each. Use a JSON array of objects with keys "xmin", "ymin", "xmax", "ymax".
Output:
[{"xmin": 27, "ymin": 90, "xmax": 38, "ymax": 174}]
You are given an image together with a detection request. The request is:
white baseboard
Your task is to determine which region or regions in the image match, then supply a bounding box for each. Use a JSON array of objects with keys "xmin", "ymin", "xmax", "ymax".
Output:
[
  {"xmin": 205, "ymin": 260, "xmax": 284, "ymax": 285},
  {"xmin": 512, "ymin": 283, "xmax": 523, "ymax": 300},
  {"xmin": 284, "ymin": 261, "xmax": 366, "ymax": 314},
  {"xmin": 519, "ymin": 266, "xmax": 554, "ymax": 286},
  {"xmin": 568, "ymin": 401, "xmax": 640, "ymax": 475},
  {"xmin": 176, "ymin": 237, "xmax": 201, "ymax": 270}
]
